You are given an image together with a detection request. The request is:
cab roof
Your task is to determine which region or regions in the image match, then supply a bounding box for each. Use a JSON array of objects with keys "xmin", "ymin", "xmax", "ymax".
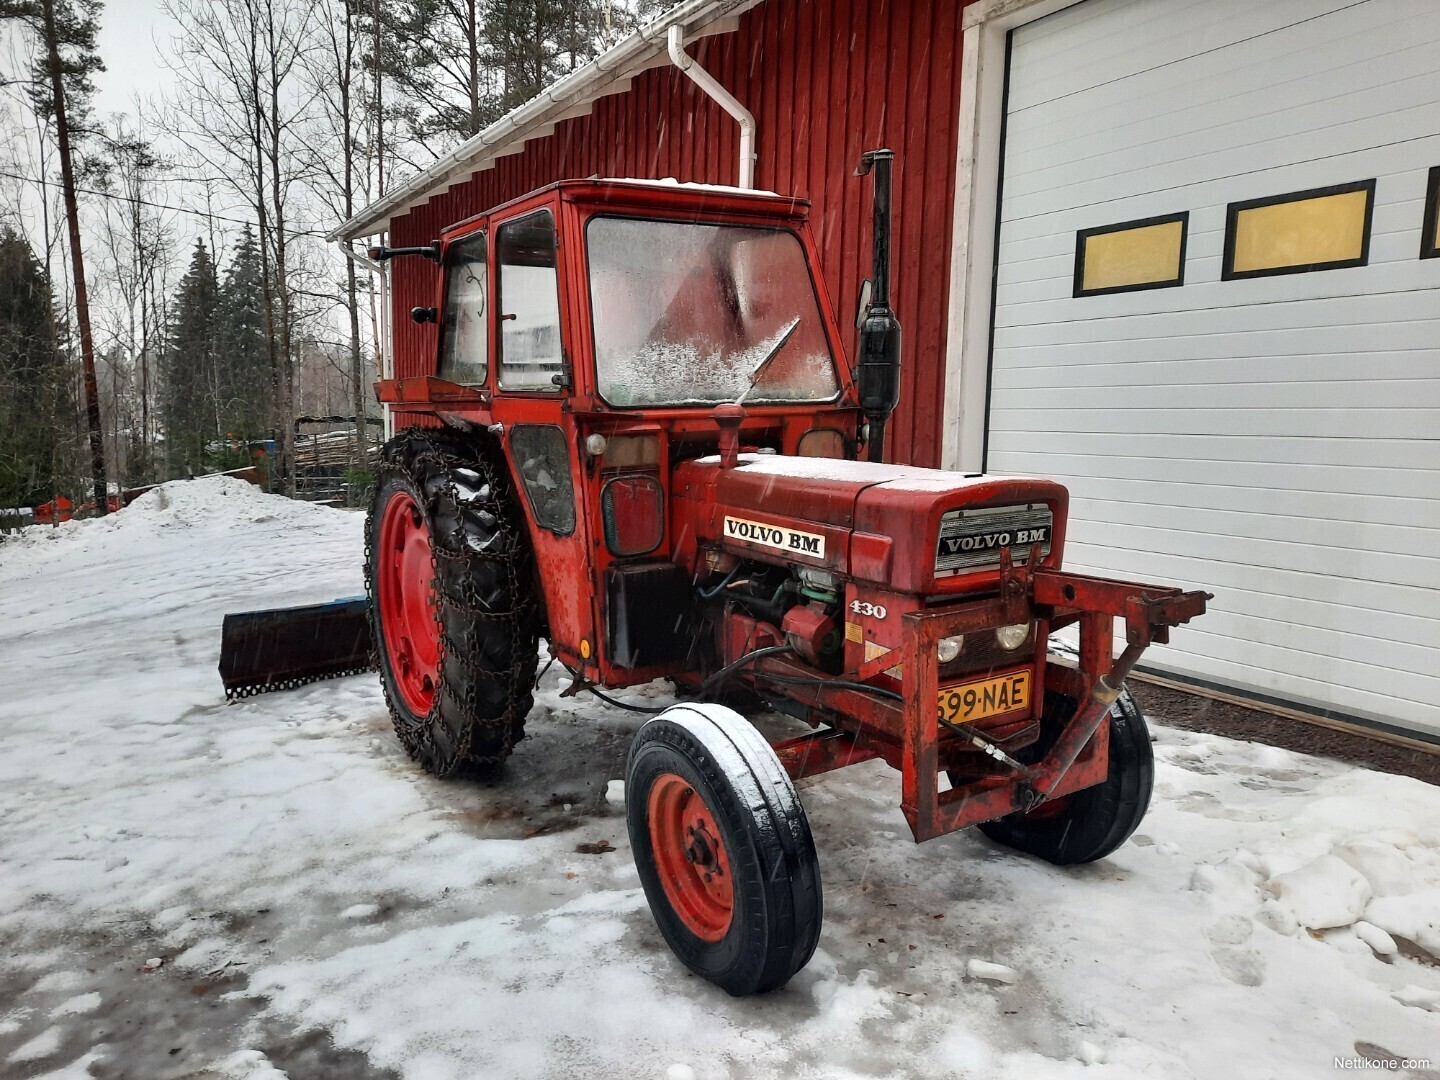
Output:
[{"xmin": 440, "ymin": 178, "xmax": 812, "ymax": 239}]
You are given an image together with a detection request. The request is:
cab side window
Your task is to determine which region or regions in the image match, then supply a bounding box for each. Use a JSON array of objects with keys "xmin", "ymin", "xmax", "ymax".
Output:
[
  {"xmin": 497, "ymin": 210, "xmax": 563, "ymax": 391},
  {"xmin": 510, "ymin": 424, "xmax": 575, "ymax": 534},
  {"xmin": 438, "ymin": 233, "xmax": 488, "ymax": 386}
]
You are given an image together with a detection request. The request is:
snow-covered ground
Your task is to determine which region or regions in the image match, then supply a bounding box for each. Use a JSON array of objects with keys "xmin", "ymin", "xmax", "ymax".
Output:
[{"xmin": 1, "ymin": 477, "xmax": 1437, "ymax": 1080}]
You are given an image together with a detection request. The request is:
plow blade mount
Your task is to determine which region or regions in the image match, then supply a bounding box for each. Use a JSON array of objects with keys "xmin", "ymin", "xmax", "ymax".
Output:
[{"xmin": 219, "ymin": 597, "xmax": 374, "ymax": 700}]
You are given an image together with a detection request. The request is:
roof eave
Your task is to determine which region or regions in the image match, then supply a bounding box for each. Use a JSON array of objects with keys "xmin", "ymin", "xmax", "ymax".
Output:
[{"xmin": 327, "ymin": 0, "xmax": 757, "ymax": 243}]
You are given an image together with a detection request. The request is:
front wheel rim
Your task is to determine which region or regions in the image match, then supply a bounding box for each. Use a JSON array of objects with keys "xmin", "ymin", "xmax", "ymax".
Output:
[
  {"xmin": 647, "ymin": 773, "xmax": 734, "ymax": 942},
  {"xmin": 377, "ymin": 488, "xmax": 440, "ymax": 716}
]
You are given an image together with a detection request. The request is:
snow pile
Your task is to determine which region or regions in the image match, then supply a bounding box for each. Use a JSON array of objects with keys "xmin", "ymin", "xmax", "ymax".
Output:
[
  {"xmin": 1259, "ymin": 835, "xmax": 1440, "ymax": 965},
  {"xmin": 1191, "ymin": 765, "xmax": 1440, "ymax": 963},
  {"xmin": 0, "ymin": 474, "xmax": 339, "ymax": 572},
  {"xmin": 1, "ymin": 477, "xmax": 1438, "ymax": 1078},
  {"xmin": 123, "ymin": 473, "xmax": 329, "ymax": 526},
  {"xmin": 1265, "ymin": 854, "xmax": 1373, "ymax": 929}
]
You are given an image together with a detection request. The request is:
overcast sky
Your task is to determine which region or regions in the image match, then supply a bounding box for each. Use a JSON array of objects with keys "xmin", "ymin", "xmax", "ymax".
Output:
[{"xmin": 92, "ymin": 0, "xmax": 176, "ymax": 120}]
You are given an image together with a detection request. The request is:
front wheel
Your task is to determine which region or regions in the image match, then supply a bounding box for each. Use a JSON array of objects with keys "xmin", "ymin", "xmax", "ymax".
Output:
[
  {"xmin": 977, "ymin": 687, "xmax": 1153, "ymax": 865},
  {"xmin": 626, "ymin": 704, "xmax": 822, "ymax": 995}
]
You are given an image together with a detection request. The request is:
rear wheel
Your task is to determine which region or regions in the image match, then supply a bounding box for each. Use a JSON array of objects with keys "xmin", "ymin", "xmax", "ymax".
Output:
[
  {"xmin": 366, "ymin": 427, "xmax": 540, "ymax": 777},
  {"xmin": 626, "ymin": 704, "xmax": 822, "ymax": 995},
  {"xmin": 976, "ymin": 686, "xmax": 1153, "ymax": 865}
]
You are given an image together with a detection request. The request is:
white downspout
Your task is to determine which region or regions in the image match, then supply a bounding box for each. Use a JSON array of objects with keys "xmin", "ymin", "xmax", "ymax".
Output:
[{"xmin": 667, "ymin": 23, "xmax": 756, "ymax": 189}]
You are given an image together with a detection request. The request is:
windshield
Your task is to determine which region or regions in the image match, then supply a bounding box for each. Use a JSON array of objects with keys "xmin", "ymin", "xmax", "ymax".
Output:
[{"xmin": 586, "ymin": 217, "xmax": 841, "ymax": 406}]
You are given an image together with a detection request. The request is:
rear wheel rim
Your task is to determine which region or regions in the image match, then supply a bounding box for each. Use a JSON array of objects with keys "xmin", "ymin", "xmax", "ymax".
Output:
[
  {"xmin": 378, "ymin": 488, "xmax": 440, "ymax": 716},
  {"xmin": 647, "ymin": 773, "xmax": 734, "ymax": 942}
]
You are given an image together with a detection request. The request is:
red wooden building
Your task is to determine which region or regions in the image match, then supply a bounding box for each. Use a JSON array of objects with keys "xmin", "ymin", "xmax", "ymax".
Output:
[
  {"xmin": 341, "ymin": 0, "xmax": 968, "ymax": 467},
  {"xmin": 335, "ymin": 0, "xmax": 1440, "ymax": 742}
]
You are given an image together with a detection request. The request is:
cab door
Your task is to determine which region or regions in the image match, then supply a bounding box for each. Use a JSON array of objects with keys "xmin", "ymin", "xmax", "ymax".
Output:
[{"xmin": 487, "ymin": 205, "xmax": 599, "ymax": 674}]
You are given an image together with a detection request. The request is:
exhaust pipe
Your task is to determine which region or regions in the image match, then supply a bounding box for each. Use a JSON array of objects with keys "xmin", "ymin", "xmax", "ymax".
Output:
[{"xmin": 854, "ymin": 149, "xmax": 901, "ymax": 464}]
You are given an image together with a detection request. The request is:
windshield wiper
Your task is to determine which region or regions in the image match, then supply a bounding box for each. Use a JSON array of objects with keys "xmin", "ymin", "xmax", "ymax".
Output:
[{"xmin": 736, "ymin": 317, "xmax": 802, "ymax": 404}]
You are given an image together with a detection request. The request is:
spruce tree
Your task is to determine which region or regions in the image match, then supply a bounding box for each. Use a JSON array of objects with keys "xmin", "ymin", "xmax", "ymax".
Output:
[
  {"xmin": 216, "ymin": 226, "xmax": 270, "ymax": 443},
  {"xmin": 0, "ymin": 227, "xmax": 77, "ymax": 512},
  {"xmin": 161, "ymin": 240, "xmax": 220, "ymax": 476}
]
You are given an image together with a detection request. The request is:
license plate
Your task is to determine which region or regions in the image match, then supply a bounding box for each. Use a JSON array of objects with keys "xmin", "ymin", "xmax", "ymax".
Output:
[{"xmin": 937, "ymin": 669, "xmax": 1032, "ymax": 727}]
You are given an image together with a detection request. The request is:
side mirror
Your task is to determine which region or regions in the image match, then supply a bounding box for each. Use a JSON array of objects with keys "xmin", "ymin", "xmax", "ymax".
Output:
[{"xmin": 854, "ymin": 279, "xmax": 872, "ymax": 329}]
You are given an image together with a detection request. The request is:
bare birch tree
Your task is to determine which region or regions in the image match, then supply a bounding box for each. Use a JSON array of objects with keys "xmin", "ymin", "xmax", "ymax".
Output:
[
  {"xmin": 163, "ymin": 0, "xmax": 317, "ymax": 495},
  {"xmin": 301, "ymin": 0, "xmax": 375, "ymax": 472},
  {"xmin": 92, "ymin": 114, "xmax": 174, "ymax": 483}
]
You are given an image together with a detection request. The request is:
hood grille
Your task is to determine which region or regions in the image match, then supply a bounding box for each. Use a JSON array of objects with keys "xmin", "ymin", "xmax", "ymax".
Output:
[{"xmin": 934, "ymin": 503, "xmax": 1054, "ymax": 576}]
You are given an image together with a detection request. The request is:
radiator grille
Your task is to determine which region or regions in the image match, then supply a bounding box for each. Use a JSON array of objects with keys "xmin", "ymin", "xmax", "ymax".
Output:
[{"xmin": 934, "ymin": 503, "xmax": 1053, "ymax": 576}]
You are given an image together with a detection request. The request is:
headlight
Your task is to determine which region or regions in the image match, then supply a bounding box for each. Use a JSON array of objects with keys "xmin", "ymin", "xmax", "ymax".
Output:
[
  {"xmin": 937, "ymin": 635, "xmax": 964, "ymax": 663},
  {"xmin": 995, "ymin": 623, "xmax": 1031, "ymax": 650}
]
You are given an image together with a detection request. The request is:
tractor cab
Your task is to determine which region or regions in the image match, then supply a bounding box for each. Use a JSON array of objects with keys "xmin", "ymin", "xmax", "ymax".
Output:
[{"xmin": 376, "ymin": 179, "xmax": 865, "ymax": 688}]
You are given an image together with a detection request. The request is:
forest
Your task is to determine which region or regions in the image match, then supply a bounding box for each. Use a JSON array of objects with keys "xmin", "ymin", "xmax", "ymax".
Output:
[{"xmin": 0, "ymin": 0, "xmax": 656, "ymax": 516}]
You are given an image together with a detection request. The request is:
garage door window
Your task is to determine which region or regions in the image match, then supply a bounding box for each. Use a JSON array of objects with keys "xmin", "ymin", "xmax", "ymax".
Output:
[
  {"xmin": 1074, "ymin": 212, "xmax": 1188, "ymax": 297},
  {"xmin": 1222, "ymin": 180, "xmax": 1374, "ymax": 280}
]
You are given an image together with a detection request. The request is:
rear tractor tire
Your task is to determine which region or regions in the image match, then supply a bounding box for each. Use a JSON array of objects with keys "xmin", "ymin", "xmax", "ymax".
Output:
[
  {"xmin": 626, "ymin": 704, "xmax": 823, "ymax": 996},
  {"xmin": 977, "ymin": 685, "xmax": 1153, "ymax": 865},
  {"xmin": 366, "ymin": 427, "xmax": 540, "ymax": 777}
]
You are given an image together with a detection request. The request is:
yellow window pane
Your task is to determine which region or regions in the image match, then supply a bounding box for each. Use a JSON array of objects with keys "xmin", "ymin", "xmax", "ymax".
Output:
[
  {"xmin": 1230, "ymin": 188, "xmax": 1370, "ymax": 274},
  {"xmin": 1081, "ymin": 219, "xmax": 1184, "ymax": 293}
]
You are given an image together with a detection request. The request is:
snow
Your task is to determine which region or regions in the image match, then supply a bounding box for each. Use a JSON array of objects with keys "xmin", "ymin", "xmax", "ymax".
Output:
[
  {"xmin": 695, "ymin": 452, "xmax": 1039, "ymax": 496},
  {"xmin": 599, "ymin": 336, "xmax": 834, "ymax": 407},
  {"xmin": 47, "ymin": 995, "xmax": 101, "ymax": 1020},
  {"xmin": 1, "ymin": 475, "xmax": 1438, "ymax": 1078},
  {"xmin": 1393, "ymin": 986, "xmax": 1440, "ymax": 1012},
  {"xmin": 219, "ymin": 1049, "xmax": 291, "ymax": 1079},
  {"xmin": 965, "ymin": 960, "xmax": 1019, "ymax": 985},
  {"xmin": 1264, "ymin": 854, "xmax": 1373, "ymax": 929},
  {"xmin": 1354, "ymin": 921, "xmax": 1399, "ymax": 957},
  {"xmin": 696, "ymin": 452, "xmax": 946, "ymax": 484},
  {"xmin": 596, "ymin": 177, "xmax": 785, "ymax": 198},
  {"xmin": 8, "ymin": 1026, "xmax": 63, "ymax": 1064}
]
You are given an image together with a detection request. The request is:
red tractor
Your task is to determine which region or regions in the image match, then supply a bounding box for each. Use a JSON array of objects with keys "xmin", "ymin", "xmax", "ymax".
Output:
[{"xmin": 222, "ymin": 152, "xmax": 1208, "ymax": 996}]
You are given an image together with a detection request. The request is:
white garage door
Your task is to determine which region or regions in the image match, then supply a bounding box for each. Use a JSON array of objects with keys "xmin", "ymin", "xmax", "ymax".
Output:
[{"xmin": 987, "ymin": 0, "xmax": 1440, "ymax": 739}]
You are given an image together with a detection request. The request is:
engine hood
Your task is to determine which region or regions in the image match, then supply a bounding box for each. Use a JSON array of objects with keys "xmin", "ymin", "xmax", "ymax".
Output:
[{"xmin": 672, "ymin": 454, "xmax": 1069, "ymax": 593}]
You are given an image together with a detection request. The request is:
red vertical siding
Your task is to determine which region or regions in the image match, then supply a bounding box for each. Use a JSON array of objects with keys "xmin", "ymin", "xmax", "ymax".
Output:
[{"xmin": 388, "ymin": 0, "xmax": 974, "ymax": 467}]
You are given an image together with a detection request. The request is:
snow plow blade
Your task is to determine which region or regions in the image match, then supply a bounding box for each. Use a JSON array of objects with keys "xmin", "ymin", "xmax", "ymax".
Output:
[{"xmin": 219, "ymin": 598, "xmax": 373, "ymax": 700}]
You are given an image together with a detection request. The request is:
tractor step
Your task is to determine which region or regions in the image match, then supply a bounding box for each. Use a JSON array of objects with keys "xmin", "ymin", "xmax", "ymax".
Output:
[{"xmin": 219, "ymin": 597, "xmax": 373, "ymax": 700}]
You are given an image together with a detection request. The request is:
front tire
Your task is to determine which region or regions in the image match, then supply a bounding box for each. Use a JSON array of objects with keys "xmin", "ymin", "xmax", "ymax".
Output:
[
  {"xmin": 366, "ymin": 427, "xmax": 539, "ymax": 777},
  {"xmin": 626, "ymin": 704, "xmax": 822, "ymax": 995},
  {"xmin": 977, "ymin": 687, "xmax": 1153, "ymax": 865}
]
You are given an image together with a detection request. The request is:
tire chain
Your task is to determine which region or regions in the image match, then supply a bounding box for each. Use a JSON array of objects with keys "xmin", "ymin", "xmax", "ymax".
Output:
[{"xmin": 365, "ymin": 427, "xmax": 540, "ymax": 777}]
